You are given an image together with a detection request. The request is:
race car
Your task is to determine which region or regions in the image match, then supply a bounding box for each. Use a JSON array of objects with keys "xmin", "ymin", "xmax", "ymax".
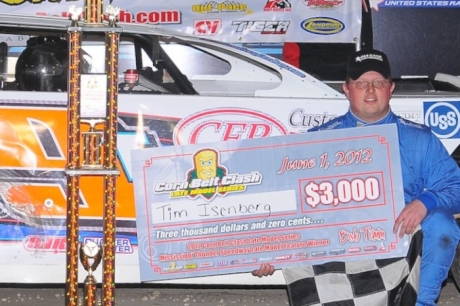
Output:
[{"xmin": 1, "ymin": 13, "xmax": 460, "ymax": 285}]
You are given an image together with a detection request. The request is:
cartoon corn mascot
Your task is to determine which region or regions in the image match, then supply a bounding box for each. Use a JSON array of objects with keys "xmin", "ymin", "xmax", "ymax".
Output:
[{"xmin": 187, "ymin": 149, "xmax": 227, "ymax": 199}]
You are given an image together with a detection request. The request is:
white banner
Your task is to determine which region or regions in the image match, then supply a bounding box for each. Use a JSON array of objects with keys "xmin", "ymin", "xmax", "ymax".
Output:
[{"xmin": 0, "ymin": 0, "xmax": 362, "ymax": 43}]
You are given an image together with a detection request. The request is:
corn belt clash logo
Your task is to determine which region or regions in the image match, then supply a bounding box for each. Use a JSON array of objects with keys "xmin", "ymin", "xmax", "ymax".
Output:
[{"xmin": 154, "ymin": 148, "xmax": 262, "ymax": 201}]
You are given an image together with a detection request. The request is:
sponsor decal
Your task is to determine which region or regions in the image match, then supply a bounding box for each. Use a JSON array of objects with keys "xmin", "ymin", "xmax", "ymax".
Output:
[
  {"xmin": 23, "ymin": 235, "xmax": 66, "ymax": 254},
  {"xmin": 364, "ymin": 245, "xmax": 377, "ymax": 251},
  {"xmin": 289, "ymin": 108, "xmax": 337, "ymax": 130},
  {"xmin": 242, "ymin": 258, "xmax": 257, "ymax": 263},
  {"xmin": 295, "ymin": 252, "xmax": 309, "ymax": 258},
  {"xmin": 329, "ymin": 248, "xmax": 345, "ymax": 255},
  {"xmin": 303, "ymin": 0, "xmax": 344, "ymax": 10},
  {"xmin": 263, "ymin": 0, "xmax": 292, "ymax": 11},
  {"xmin": 122, "ymin": 10, "xmax": 182, "ymax": 25},
  {"xmin": 424, "ymin": 101, "xmax": 460, "ymax": 139},
  {"xmin": 153, "ymin": 148, "xmax": 262, "ymax": 200},
  {"xmin": 395, "ymin": 111, "xmax": 421, "ymax": 123},
  {"xmin": 275, "ymin": 255, "xmax": 292, "ymax": 260},
  {"xmin": 83, "ymin": 237, "xmax": 134, "ymax": 254},
  {"xmin": 174, "ymin": 108, "xmax": 289, "ymax": 145},
  {"xmin": 354, "ymin": 53, "xmax": 384, "ymax": 63},
  {"xmin": 199, "ymin": 262, "xmax": 215, "ymax": 267},
  {"xmin": 217, "ymin": 260, "xmax": 229, "ymax": 266},
  {"xmin": 301, "ymin": 17, "xmax": 344, "ymax": 35},
  {"xmin": 380, "ymin": 1, "xmax": 460, "ymax": 8},
  {"xmin": 32, "ymin": 9, "xmax": 182, "ymax": 24},
  {"xmin": 259, "ymin": 257, "xmax": 273, "ymax": 262},
  {"xmin": 192, "ymin": 1, "xmax": 252, "ymax": 14},
  {"xmin": 311, "ymin": 251, "xmax": 326, "ymax": 257},
  {"xmin": 164, "ymin": 262, "xmax": 183, "ymax": 272},
  {"xmin": 398, "ymin": 118, "xmax": 424, "ymax": 129},
  {"xmin": 232, "ymin": 20, "xmax": 290, "ymax": 34},
  {"xmin": 230, "ymin": 259, "xmax": 240, "ymax": 265},
  {"xmin": 185, "ymin": 263, "xmax": 198, "ymax": 269},
  {"xmin": 348, "ymin": 247, "xmax": 361, "ymax": 253},
  {"xmin": 194, "ymin": 19, "xmax": 222, "ymax": 35}
]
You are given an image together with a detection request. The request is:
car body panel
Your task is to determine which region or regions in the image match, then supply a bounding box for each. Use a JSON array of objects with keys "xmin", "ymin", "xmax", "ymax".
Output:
[{"xmin": 1, "ymin": 14, "xmax": 460, "ymax": 284}]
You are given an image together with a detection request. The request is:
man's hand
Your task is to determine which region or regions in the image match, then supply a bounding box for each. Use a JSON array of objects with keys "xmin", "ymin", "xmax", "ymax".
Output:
[
  {"xmin": 393, "ymin": 199, "xmax": 427, "ymax": 238},
  {"xmin": 252, "ymin": 263, "xmax": 275, "ymax": 278}
]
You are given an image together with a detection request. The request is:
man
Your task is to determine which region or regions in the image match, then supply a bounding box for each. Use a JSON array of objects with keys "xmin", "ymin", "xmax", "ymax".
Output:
[{"xmin": 253, "ymin": 49, "xmax": 460, "ymax": 306}]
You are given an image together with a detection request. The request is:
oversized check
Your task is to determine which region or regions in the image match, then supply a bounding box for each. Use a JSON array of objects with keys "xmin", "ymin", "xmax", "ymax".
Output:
[{"xmin": 131, "ymin": 124, "xmax": 408, "ymax": 281}]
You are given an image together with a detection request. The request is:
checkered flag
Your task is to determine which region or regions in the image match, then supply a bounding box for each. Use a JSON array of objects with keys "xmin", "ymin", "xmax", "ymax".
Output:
[{"xmin": 283, "ymin": 229, "xmax": 422, "ymax": 306}]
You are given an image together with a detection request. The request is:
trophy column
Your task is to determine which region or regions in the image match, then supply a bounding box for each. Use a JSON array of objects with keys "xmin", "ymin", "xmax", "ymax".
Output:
[
  {"xmin": 65, "ymin": 28, "xmax": 82, "ymax": 306},
  {"xmin": 102, "ymin": 30, "xmax": 120, "ymax": 306},
  {"xmin": 65, "ymin": 1, "xmax": 121, "ymax": 305}
]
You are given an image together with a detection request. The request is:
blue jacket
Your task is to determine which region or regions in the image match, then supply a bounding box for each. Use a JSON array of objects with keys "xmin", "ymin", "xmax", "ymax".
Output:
[{"xmin": 309, "ymin": 109, "xmax": 460, "ymax": 214}]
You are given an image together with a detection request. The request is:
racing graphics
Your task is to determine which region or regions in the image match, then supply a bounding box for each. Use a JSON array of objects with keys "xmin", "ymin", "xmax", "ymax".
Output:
[{"xmin": 0, "ymin": 105, "xmax": 171, "ymax": 252}]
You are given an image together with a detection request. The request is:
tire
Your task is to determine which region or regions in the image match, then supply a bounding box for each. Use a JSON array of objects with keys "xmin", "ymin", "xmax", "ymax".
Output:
[{"xmin": 450, "ymin": 218, "xmax": 460, "ymax": 289}]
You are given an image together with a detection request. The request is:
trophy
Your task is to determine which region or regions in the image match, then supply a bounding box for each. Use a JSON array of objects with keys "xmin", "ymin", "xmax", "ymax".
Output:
[
  {"xmin": 79, "ymin": 241, "xmax": 103, "ymax": 306},
  {"xmin": 66, "ymin": 2, "xmax": 121, "ymax": 305}
]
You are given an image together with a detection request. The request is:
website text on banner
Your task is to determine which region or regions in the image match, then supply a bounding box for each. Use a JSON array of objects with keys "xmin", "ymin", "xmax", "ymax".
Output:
[
  {"xmin": 0, "ymin": 0, "xmax": 361, "ymax": 43},
  {"xmin": 131, "ymin": 124, "xmax": 408, "ymax": 282}
]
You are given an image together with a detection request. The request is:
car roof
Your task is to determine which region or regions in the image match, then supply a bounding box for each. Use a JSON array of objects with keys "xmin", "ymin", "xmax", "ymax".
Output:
[{"xmin": 0, "ymin": 13, "xmax": 344, "ymax": 99}]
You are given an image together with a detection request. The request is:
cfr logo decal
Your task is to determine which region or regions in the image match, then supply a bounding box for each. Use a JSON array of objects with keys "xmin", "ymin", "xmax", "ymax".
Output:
[
  {"xmin": 424, "ymin": 101, "xmax": 460, "ymax": 139},
  {"xmin": 232, "ymin": 20, "xmax": 290, "ymax": 34},
  {"xmin": 173, "ymin": 108, "xmax": 289, "ymax": 145},
  {"xmin": 194, "ymin": 19, "xmax": 222, "ymax": 35}
]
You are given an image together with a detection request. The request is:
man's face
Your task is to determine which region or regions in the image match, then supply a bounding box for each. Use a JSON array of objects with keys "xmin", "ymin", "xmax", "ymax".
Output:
[{"xmin": 342, "ymin": 71, "xmax": 395, "ymax": 123}]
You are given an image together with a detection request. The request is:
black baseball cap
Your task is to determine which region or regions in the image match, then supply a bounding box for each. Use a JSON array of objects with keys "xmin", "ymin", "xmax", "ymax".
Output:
[{"xmin": 346, "ymin": 49, "xmax": 391, "ymax": 80}]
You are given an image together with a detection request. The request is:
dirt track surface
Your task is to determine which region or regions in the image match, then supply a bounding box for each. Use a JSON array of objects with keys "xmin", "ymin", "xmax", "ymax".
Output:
[{"xmin": 0, "ymin": 278, "xmax": 458, "ymax": 305}]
